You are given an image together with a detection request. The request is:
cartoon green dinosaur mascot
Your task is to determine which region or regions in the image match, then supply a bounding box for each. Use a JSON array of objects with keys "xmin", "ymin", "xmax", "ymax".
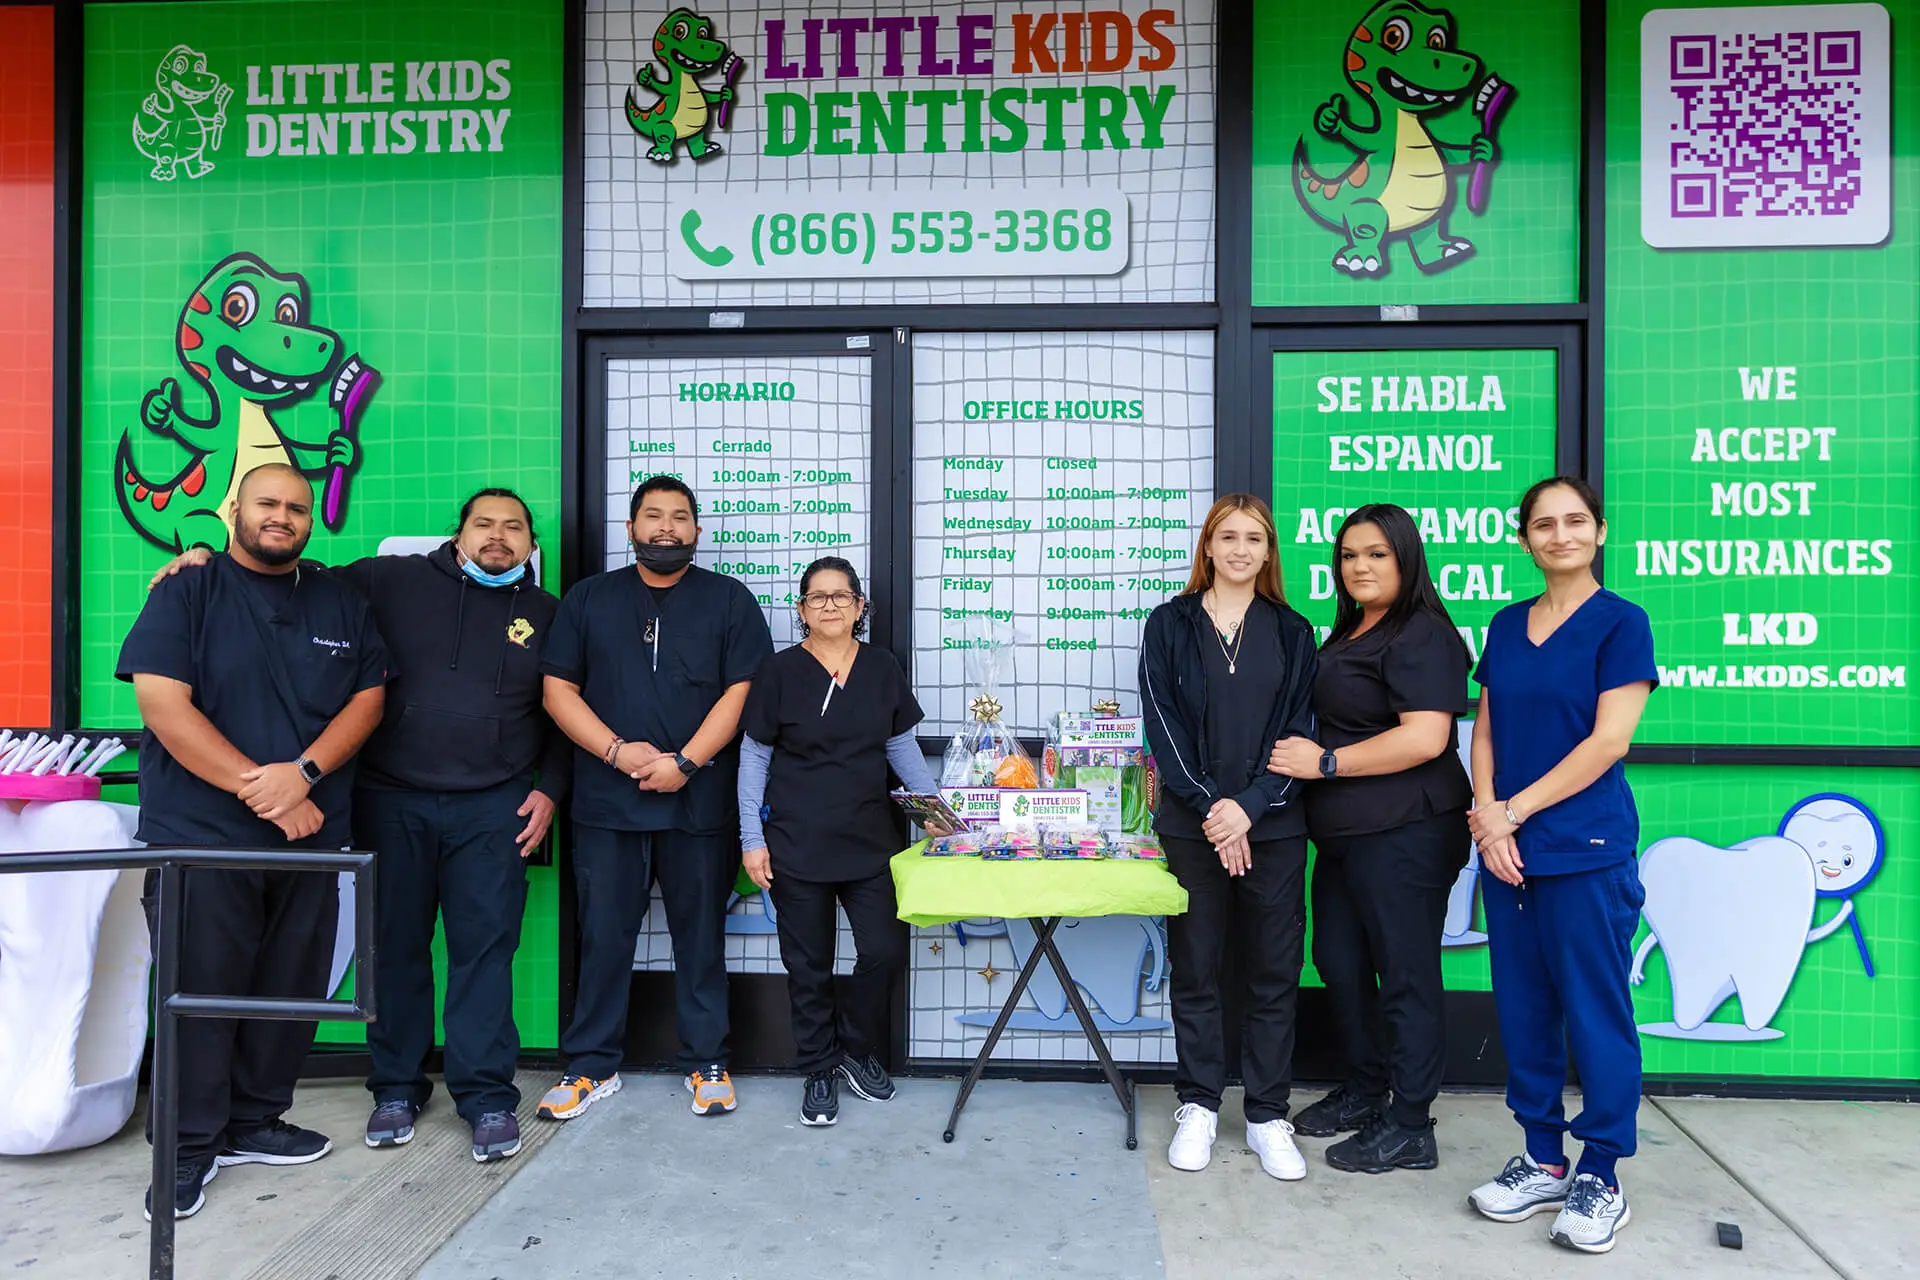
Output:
[
  {"xmin": 624, "ymin": 7, "xmax": 737, "ymax": 163},
  {"xmin": 115, "ymin": 253, "xmax": 381, "ymax": 554},
  {"xmin": 1292, "ymin": 0, "xmax": 1504, "ymax": 279},
  {"xmin": 131, "ymin": 44, "xmax": 232, "ymax": 182}
]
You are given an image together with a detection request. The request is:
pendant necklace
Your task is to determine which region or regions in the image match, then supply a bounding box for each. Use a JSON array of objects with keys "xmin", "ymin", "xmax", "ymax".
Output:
[{"xmin": 1205, "ymin": 593, "xmax": 1248, "ymax": 676}]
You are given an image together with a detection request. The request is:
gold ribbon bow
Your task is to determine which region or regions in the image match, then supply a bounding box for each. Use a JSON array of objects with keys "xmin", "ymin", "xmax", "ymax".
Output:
[
  {"xmin": 1092, "ymin": 699, "xmax": 1121, "ymax": 717},
  {"xmin": 969, "ymin": 693, "xmax": 1003, "ymax": 723}
]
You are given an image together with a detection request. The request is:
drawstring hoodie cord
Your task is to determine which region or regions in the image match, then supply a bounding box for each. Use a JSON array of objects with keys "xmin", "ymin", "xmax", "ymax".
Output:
[
  {"xmin": 493, "ymin": 585, "xmax": 518, "ymax": 695},
  {"xmin": 450, "ymin": 577, "xmax": 469, "ymax": 670},
  {"xmin": 448, "ymin": 558, "xmax": 517, "ymax": 696}
]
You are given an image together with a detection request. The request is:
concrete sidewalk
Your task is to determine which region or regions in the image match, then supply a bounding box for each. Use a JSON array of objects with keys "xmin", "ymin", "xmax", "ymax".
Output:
[{"xmin": 2, "ymin": 1075, "xmax": 1914, "ymax": 1278}]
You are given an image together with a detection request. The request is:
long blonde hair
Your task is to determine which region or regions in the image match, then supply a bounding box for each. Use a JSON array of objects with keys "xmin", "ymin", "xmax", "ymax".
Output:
[{"xmin": 1182, "ymin": 494, "xmax": 1285, "ymax": 603}]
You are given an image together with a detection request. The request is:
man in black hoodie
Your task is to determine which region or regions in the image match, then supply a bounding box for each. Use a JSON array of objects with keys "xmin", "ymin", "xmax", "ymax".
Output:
[{"xmin": 152, "ymin": 488, "xmax": 569, "ymax": 1164}]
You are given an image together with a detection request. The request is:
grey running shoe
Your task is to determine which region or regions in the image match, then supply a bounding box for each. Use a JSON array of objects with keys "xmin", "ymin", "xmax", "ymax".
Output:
[
  {"xmin": 365, "ymin": 1099, "xmax": 420, "ymax": 1149},
  {"xmin": 1550, "ymin": 1174, "xmax": 1632, "ymax": 1253},
  {"xmin": 1468, "ymin": 1154, "xmax": 1573, "ymax": 1222},
  {"xmin": 471, "ymin": 1110, "xmax": 522, "ymax": 1163}
]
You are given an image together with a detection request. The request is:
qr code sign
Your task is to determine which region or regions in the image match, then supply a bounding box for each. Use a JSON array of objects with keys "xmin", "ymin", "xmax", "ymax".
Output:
[{"xmin": 1641, "ymin": 4, "xmax": 1890, "ymax": 248}]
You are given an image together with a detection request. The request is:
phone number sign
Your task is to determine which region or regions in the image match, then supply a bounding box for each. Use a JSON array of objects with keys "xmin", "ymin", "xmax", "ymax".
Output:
[{"xmin": 667, "ymin": 187, "xmax": 1130, "ymax": 281}]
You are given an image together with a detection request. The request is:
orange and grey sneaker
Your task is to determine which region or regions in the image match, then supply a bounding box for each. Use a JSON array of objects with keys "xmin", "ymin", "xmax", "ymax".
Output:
[
  {"xmin": 685, "ymin": 1064, "xmax": 738, "ymax": 1115},
  {"xmin": 536, "ymin": 1072, "xmax": 621, "ymax": 1121}
]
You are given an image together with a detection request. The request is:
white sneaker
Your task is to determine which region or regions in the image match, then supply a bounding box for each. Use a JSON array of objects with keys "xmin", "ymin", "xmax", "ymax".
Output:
[
  {"xmin": 1167, "ymin": 1103, "xmax": 1218, "ymax": 1172},
  {"xmin": 1245, "ymin": 1118, "xmax": 1307, "ymax": 1181},
  {"xmin": 1550, "ymin": 1174, "xmax": 1632, "ymax": 1253},
  {"xmin": 1468, "ymin": 1154, "xmax": 1574, "ymax": 1222}
]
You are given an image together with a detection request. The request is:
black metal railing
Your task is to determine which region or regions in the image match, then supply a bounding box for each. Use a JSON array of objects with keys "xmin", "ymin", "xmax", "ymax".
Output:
[{"xmin": 0, "ymin": 847, "xmax": 377, "ymax": 1280}]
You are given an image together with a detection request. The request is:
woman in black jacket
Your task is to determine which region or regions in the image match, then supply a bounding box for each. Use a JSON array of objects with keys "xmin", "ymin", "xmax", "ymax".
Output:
[
  {"xmin": 1267, "ymin": 503, "xmax": 1473, "ymax": 1175},
  {"xmin": 1139, "ymin": 493, "xmax": 1318, "ymax": 1184}
]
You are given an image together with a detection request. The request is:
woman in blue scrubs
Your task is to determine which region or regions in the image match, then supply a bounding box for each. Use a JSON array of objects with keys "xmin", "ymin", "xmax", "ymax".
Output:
[{"xmin": 1463, "ymin": 476, "xmax": 1657, "ymax": 1256}]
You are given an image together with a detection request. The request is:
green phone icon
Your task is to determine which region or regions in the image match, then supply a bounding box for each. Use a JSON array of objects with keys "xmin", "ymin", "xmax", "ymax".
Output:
[{"xmin": 680, "ymin": 210, "xmax": 734, "ymax": 267}]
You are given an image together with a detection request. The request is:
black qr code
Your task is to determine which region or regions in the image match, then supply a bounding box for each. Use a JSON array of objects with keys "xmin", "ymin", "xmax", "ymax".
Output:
[{"xmin": 1665, "ymin": 29, "xmax": 1865, "ymax": 220}]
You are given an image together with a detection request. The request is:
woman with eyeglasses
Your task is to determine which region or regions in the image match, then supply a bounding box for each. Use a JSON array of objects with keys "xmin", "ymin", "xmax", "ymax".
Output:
[{"xmin": 736, "ymin": 556, "xmax": 938, "ymax": 1128}]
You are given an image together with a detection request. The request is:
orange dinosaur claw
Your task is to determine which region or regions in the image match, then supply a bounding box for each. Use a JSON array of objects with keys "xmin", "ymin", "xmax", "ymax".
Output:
[
  {"xmin": 183, "ymin": 461, "xmax": 207, "ymax": 497},
  {"xmin": 1308, "ymin": 179, "xmax": 1322, "ymax": 193},
  {"xmin": 1323, "ymin": 182, "xmax": 1343, "ymax": 199},
  {"xmin": 133, "ymin": 485, "xmax": 149, "ymax": 502},
  {"xmin": 151, "ymin": 488, "xmax": 171, "ymax": 512},
  {"xmin": 1353, "ymin": 158, "xmax": 1370, "ymax": 185}
]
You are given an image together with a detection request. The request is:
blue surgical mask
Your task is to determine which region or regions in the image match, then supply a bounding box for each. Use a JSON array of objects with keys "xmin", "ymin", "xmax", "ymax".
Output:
[{"xmin": 459, "ymin": 555, "xmax": 526, "ymax": 587}]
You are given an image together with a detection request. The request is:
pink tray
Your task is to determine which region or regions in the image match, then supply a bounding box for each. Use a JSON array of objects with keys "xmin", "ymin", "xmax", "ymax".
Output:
[{"xmin": 0, "ymin": 774, "xmax": 103, "ymax": 802}]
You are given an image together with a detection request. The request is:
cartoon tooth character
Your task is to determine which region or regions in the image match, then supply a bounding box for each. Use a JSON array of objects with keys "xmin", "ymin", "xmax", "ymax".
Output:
[
  {"xmin": 954, "ymin": 917, "xmax": 1171, "ymax": 1033},
  {"xmin": 1442, "ymin": 719, "xmax": 1485, "ymax": 947},
  {"xmin": 1630, "ymin": 793, "xmax": 1883, "ymax": 1041}
]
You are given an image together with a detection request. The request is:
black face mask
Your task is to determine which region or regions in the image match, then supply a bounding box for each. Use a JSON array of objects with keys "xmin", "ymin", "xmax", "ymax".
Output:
[{"xmin": 634, "ymin": 540, "xmax": 696, "ymax": 574}]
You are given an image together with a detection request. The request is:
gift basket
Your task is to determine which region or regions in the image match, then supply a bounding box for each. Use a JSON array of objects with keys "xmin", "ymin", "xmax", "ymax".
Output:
[{"xmin": 939, "ymin": 623, "xmax": 1037, "ymax": 789}]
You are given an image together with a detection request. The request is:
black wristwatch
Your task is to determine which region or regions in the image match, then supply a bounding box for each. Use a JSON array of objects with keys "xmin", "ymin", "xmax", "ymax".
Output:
[
  {"xmin": 295, "ymin": 756, "xmax": 324, "ymax": 786},
  {"xmin": 674, "ymin": 752, "xmax": 700, "ymax": 777},
  {"xmin": 1318, "ymin": 749, "xmax": 1338, "ymax": 779}
]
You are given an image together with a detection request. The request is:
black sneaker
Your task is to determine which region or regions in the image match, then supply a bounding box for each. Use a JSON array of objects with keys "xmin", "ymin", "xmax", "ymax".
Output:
[
  {"xmin": 471, "ymin": 1110, "xmax": 522, "ymax": 1163},
  {"xmin": 365, "ymin": 1099, "xmax": 420, "ymax": 1149},
  {"xmin": 217, "ymin": 1117, "xmax": 333, "ymax": 1167},
  {"xmin": 143, "ymin": 1156, "xmax": 217, "ymax": 1222},
  {"xmin": 835, "ymin": 1051, "xmax": 896, "ymax": 1103},
  {"xmin": 1291, "ymin": 1085, "xmax": 1384, "ymax": 1138},
  {"xmin": 1326, "ymin": 1114, "xmax": 1439, "ymax": 1174},
  {"xmin": 800, "ymin": 1071, "xmax": 838, "ymax": 1126}
]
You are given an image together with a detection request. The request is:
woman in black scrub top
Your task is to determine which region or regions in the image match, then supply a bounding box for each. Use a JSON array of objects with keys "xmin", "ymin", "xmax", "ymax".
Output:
[
  {"xmin": 1140, "ymin": 494, "xmax": 1318, "ymax": 1184},
  {"xmin": 1266, "ymin": 504, "xmax": 1473, "ymax": 1175},
  {"xmin": 737, "ymin": 557, "xmax": 940, "ymax": 1129}
]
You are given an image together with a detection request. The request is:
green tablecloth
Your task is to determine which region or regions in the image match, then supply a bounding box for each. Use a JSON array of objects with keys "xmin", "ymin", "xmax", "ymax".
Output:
[{"xmin": 890, "ymin": 842, "xmax": 1189, "ymax": 927}]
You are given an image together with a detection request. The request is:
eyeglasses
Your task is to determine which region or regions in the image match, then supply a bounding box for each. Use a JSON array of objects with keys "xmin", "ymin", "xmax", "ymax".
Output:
[{"xmin": 801, "ymin": 591, "xmax": 859, "ymax": 610}]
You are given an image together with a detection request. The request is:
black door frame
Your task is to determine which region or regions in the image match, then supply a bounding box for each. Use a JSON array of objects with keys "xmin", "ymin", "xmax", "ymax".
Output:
[{"xmin": 568, "ymin": 331, "xmax": 905, "ymax": 1073}]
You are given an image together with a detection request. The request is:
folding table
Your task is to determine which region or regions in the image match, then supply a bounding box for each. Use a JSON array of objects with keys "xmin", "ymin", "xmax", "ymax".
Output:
[{"xmin": 890, "ymin": 844, "xmax": 1189, "ymax": 1150}]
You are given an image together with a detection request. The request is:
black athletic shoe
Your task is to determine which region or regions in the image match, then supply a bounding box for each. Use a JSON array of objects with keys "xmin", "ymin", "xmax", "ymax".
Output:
[
  {"xmin": 1326, "ymin": 1115, "xmax": 1440, "ymax": 1174},
  {"xmin": 217, "ymin": 1117, "xmax": 333, "ymax": 1167},
  {"xmin": 801, "ymin": 1071, "xmax": 839, "ymax": 1127},
  {"xmin": 1291, "ymin": 1085, "xmax": 1384, "ymax": 1138},
  {"xmin": 144, "ymin": 1156, "xmax": 217, "ymax": 1222},
  {"xmin": 835, "ymin": 1051, "xmax": 896, "ymax": 1102}
]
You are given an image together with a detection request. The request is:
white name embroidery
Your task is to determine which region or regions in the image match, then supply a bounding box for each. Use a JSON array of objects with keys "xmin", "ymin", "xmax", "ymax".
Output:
[{"xmin": 312, "ymin": 636, "xmax": 352, "ymax": 650}]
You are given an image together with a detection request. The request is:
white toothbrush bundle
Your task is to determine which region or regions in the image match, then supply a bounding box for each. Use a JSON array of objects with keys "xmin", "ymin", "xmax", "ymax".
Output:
[{"xmin": 0, "ymin": 731, "xmax": 127, "ymax": 777}]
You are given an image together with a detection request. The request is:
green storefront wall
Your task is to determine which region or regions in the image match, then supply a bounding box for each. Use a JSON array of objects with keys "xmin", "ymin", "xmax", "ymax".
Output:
[{"xmin": 36, "ymin": 0, "xmax": 1920, "ymax": 1087}]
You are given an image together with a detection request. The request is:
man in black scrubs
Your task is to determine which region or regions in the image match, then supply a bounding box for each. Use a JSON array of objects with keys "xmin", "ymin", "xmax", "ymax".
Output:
[
  {"xmin": 538, "ymin": 476, "xmax": 772, "ymax": 1121},
  {"xmin": 118, "ymin": 463, "xmax": 390, "ymax": 1221},
  {"xmin": 148, "ymin": 488, "xmax": 571, "ymax": 1163}
]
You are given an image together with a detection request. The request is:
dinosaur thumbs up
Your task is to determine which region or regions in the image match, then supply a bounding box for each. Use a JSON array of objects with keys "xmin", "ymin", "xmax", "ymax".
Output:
[
  {"xmin": 1315, "ymin": 94, "xmax": 1348, "ymax": 139},
  {"xmin": 141, "ymin": 378, "xmax": 180, "ymax": 433}
]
